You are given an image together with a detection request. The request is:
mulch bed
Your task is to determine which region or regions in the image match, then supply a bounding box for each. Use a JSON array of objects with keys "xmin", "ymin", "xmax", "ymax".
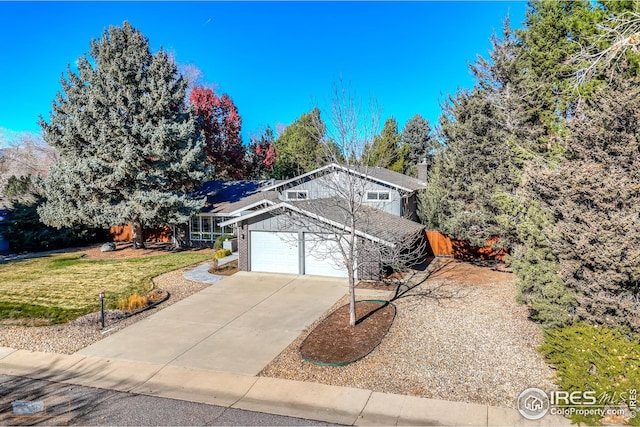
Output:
[
  {"xmin": 208, "ymin": 260, "xmax": 239, "ymax": 276},
  {"xmin": 300, "ymin": 300, "xmax": 396, "ymax": 365},
  {"xmin": 146, "ymin": 289, "xmax": 169, "ymax": 305}
]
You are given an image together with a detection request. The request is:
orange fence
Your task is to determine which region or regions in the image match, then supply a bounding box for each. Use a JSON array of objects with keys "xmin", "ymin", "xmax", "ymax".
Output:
[
  {"xmin": 109, "ymin": 224, "xmax": 173, "ymax": 243},
  {"xmin": 425, "ymin": 230, "xmax": 507, "ymax": 261}
]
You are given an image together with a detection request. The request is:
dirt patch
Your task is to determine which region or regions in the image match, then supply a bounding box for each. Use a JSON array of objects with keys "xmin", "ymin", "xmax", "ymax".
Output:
[
  {"xmin": 356, "ymin": 281, "xmax": 398, "ymax": 291},
  {"xmin": 208, "ymin": 260, "xmax": 239, "ymax": 276},
  {"xmin": 300, "ymin": 300, "xmax": 395, "ymax": 365},
  {"xmin": 427, "ymin": 257, "xmax": 512, "ymax": 285}
]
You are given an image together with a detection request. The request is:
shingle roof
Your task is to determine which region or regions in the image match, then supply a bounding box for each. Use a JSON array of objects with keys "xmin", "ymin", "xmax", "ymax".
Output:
[
  {"xmin": 287, "ymin": 197, "xmax": 425, "ymax": 243},
  {"xmin": 193, "ymin": 180, "xmax": 270, "ymax": 214},
  {"xmin": 350, "ymin": 165, "xmax": 425, "ymax": 192},
  {"xmin": 216, "ymin": 191, "xmax": 280, "ymax": 214},
  {"xmin": 260, "ymin": 163, "xmax": 426, "ymax": 193}
]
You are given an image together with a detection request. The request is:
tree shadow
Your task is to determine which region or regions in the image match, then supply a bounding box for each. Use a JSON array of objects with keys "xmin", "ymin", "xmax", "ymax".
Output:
[{"xmin": 387, "ymin": 257, "xmax": 472, "ymax": 305}]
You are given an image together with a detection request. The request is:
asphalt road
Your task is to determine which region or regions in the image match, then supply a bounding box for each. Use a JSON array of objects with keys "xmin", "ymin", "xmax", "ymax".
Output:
[{"xmin": 0, "ymin": 374, "xmax": 334, "ymax": 426}]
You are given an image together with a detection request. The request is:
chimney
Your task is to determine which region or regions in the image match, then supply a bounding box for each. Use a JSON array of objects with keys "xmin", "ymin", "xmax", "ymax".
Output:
[{"xmin": 417, "ymin": 158, "xmax": 428, "ymax": 183}]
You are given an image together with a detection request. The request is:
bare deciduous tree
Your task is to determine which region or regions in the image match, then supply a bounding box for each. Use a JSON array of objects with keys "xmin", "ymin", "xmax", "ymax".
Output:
[
  {"xmin": 273, "ymin": 80, "xmax": 427, "ymax": 326},
  {"xmin": 0, "ymin": 134, "xmax": 57, "ymax": 193}
]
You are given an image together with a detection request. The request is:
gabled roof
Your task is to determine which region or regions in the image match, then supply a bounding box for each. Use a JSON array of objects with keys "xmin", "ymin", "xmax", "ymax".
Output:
[
  {"xmin": 288, "ymin": 197, "xmax": 425, "ymax": 243},
  {"xmin": 260, "ymin": 163, "xmax": 425, "ymax": 193},
  {"xmin": 219, "ymin": 197, "xmax": 425, "ymax": 246},
  {"xmin": 351, "ymin": 165, "xmax": 425, "ymax": 192}
]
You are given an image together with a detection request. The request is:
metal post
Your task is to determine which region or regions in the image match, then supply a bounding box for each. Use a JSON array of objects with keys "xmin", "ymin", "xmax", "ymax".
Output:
[{"xmin": 99, "ymin": 291, "xmax": 105, "ymax": 328}]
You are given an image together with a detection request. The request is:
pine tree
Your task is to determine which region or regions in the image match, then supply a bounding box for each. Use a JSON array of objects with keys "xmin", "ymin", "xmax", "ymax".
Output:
[
  {"xmin": 401, "ymin": 114, "xmax": 436, "ymax": 167},
  {"xmin": 418, "ymin": 23, "xmax": 535, "ymax": 249},
  {"xmin": 364, "ymin": 117, "xmax": 402, "ymax": 171},
  {"xmin": 272, "ymin": 108, "xmax": 325, "ymax": 179},
  {"xmin": 38, "ymin": 22, "xmax": 207, "ymax": 249},
  {"xmin": 529, "ymin": 78, "xmax": 640, "ymax": 332}
]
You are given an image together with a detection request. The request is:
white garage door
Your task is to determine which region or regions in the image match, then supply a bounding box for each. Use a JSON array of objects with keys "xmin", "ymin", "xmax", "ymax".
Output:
[
  {"xmin": 304, "ymin": 234, "xmax": 349, "ymax": 278},
  {"xmin": 250, "ymin": 231, "xmax": 299, "ymax": 274}
]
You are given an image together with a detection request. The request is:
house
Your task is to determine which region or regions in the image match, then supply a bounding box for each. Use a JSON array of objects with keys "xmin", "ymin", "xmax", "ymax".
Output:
[
  {"xmin": 188, "ymin": 180, "xmax": 274, "ymax": 244},
  {"xmin": 201, "ymin": 163, "xmax": 428, "ymax": 279}
]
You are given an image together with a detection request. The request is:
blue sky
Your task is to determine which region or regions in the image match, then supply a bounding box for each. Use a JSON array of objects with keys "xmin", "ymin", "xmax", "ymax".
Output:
[{"xmin": 0, "ymin": 1, "xmax": 527, "ymax": 146}]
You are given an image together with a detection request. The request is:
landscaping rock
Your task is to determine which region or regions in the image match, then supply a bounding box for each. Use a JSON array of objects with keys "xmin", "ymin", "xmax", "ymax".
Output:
[{"xmin": 100, "ymin": 242, "xmax": 116, "ymax": 252}]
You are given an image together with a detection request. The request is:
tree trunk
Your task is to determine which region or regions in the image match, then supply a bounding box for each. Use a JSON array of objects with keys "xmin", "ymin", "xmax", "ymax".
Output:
[
  {"xmin": 131, "ymin": 219, "xmax": 146, "ymax": 249},
  {"xmin": 171, "ymin": 224, "xmax": 189, "ymax": 251},
  {"xmin": 348, "ymin": 271, "xmax": 357, "ymax": 326}
]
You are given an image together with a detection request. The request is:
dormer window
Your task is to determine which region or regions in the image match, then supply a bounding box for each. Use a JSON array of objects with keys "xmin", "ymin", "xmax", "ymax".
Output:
[
  {"xmin": 366, "ymin": 191, "xmax": 390, "ymax": 201},
  {"xmin": 286, "ymin": 190, "xmax": 308, "ymax": 200}
]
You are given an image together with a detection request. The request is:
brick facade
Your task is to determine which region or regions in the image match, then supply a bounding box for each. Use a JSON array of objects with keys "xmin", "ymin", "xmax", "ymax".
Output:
[{"xmin": 238, "ymin": 223, "xmax": 249, "ymax": 271}]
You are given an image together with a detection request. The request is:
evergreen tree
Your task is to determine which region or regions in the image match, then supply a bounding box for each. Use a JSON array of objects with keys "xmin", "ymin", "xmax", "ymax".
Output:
[
  {"xmin": 38, "ymin": 22, "xmax": 207, "ymax": 249},
  {"xmin": 401, "ymin": 113, "xmax": 436, "ymax": 167},
  {"xmin": 1, "ymin": 176, "xmax": 105, "ymax": 251},
  {"xmin": 529, "ymin": 78, "xmax": 640, "ymax": 333},
  {"xmin": 419, "ymin": 23, "xmax": 535, "ymax": 249},
  {"xmin": 516, "ymin": 0, "xmax": 600, "ymax": 149},
  {"xmin": 364, "ymin": 117, "xmax": 402, "ymax": 171},
  {"xmin": 272, "ymin": 108, "xmax": 325, "ymax": 179}
]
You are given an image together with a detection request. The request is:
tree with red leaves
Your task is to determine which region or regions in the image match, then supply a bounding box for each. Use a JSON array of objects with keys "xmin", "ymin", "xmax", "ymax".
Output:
[
  {"xmin": 189, "ymin": 86, "xmax": 245, "ymax": 179},
  {"xmin": 246, "ymin": 126, "xmax": 277, "ymax": 179}
]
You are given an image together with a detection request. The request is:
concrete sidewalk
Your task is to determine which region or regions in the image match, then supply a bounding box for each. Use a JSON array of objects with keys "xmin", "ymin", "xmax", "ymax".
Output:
[{"xmin": 0, "ymin": 347, "xmax": 569, "ymax": 426}]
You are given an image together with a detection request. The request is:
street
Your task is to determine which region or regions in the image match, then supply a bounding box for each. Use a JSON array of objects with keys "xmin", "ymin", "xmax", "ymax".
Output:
[{"xmin": 0, "ymin": 374, "xmax": 334, "ymax": 426}]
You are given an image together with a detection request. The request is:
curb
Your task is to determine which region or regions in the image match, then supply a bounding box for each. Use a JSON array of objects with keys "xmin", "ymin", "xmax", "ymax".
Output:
[{"xmin": 0, "ymin": 347, "xmax": 572, "ymax": 426}]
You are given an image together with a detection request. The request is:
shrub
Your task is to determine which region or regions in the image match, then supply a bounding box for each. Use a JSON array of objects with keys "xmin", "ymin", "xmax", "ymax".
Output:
[
  {"xmin": 510, "ymin": 202, "xmax": 575, "ymax": 329},
  {"xmin": 213, "ymin": 234, "xmax": 235, "ymax": 250},
  {"xmin": 540, "ymin": 323, "xmax": 640, "ymax": 426},
  {"xmin": 116, "ymin": 294, "xmax": 148, "ymax": 312},
  {"xmin": 214, "ymin": 249, "xmax": 231, "ymax": 259},
  {"xmin": 0, "ymin": 196, "xmax": 107, "ymax": 252}
]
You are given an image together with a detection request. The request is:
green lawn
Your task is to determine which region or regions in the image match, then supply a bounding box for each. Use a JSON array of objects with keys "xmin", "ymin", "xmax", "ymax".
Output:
[{"xmin": 0, "ymin": 251, "xmax": 212, "ymax": 323}]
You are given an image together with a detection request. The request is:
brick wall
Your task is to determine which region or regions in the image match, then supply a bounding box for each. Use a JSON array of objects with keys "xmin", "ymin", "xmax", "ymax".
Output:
[{"xmin": 238, "ymin": 223, "xmax": 249, "ymax": 271}]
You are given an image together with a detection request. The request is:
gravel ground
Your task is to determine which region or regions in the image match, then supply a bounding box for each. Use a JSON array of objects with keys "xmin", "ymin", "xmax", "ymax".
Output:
[
  {"xmin": 0, "ymin": 252, "xmax": 556, "ymax": 410},
  {"xmin": 260, "ymin": 258, "xmax": 556, "ymax": 409},
  {"xmin": 0, "ymin": 267, "xmax": 210, "ymax": 354}
]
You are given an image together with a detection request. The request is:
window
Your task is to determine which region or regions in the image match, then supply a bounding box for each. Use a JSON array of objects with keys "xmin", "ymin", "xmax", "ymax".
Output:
[
  {"xmin": 366, "ymin": 191, "xmax": 390, "ymax": 201},
  {"xmin": 190, "ymin": 215, "xmax": 234, "ymax": 241},
  {"xmin": 286, "ymin": 190, "xmax": 308, "ymax": 200}
]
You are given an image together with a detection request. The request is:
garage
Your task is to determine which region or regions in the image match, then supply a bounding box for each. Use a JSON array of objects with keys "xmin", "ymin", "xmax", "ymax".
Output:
[
  {"xmin": 249, "ymin": 231, "xmax": 349, "ymax": 278},
  {"xmin": 303, "ymin": 234, "xmax": 349, "ymax": 278},
  {"xmin": 250, "ymin": 231, "xmax": 299, "ymax": 274}
]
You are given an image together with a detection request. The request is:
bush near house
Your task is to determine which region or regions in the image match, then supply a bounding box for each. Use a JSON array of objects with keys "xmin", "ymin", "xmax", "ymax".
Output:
[
  {"xmin": 540, "ymin": 323, "xmax": 640, "ymax": 426},
  {"xmin": 214, "ymin": 249, "xmax": 232, "ymax": 259},
  {"xmin": 213, "ymin": 234, "xmax": 235, "ymax": 250}
]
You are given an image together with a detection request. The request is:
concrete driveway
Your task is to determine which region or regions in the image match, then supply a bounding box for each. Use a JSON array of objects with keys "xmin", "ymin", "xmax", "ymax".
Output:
[{"xmin": 76, "ymin": 272, "xmax": 348, "ymax": 376}]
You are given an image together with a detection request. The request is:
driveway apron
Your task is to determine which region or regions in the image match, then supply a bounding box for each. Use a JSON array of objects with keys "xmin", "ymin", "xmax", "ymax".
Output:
[{"xmin": 75, "ymin": 272, "xmax": 348, "ymax": 376}]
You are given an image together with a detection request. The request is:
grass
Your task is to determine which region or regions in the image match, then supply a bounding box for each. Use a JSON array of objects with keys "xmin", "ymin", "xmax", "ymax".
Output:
[
  {"xmin": 0, "ymin": 251, "xmax": 212, "ymax": 323},
  {"xmin": 540, "ymin": 323, "xmax": 640, "ymax": 426}
]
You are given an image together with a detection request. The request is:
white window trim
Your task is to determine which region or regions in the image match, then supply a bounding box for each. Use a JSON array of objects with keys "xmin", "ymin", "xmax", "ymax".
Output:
[
  {"xmin": 366, "ymin": 191, "xmax": 390, "ymax": 201},
  {"xmin": 285, "ymin": 190, "xmax": 309, "ymax": 200}
]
